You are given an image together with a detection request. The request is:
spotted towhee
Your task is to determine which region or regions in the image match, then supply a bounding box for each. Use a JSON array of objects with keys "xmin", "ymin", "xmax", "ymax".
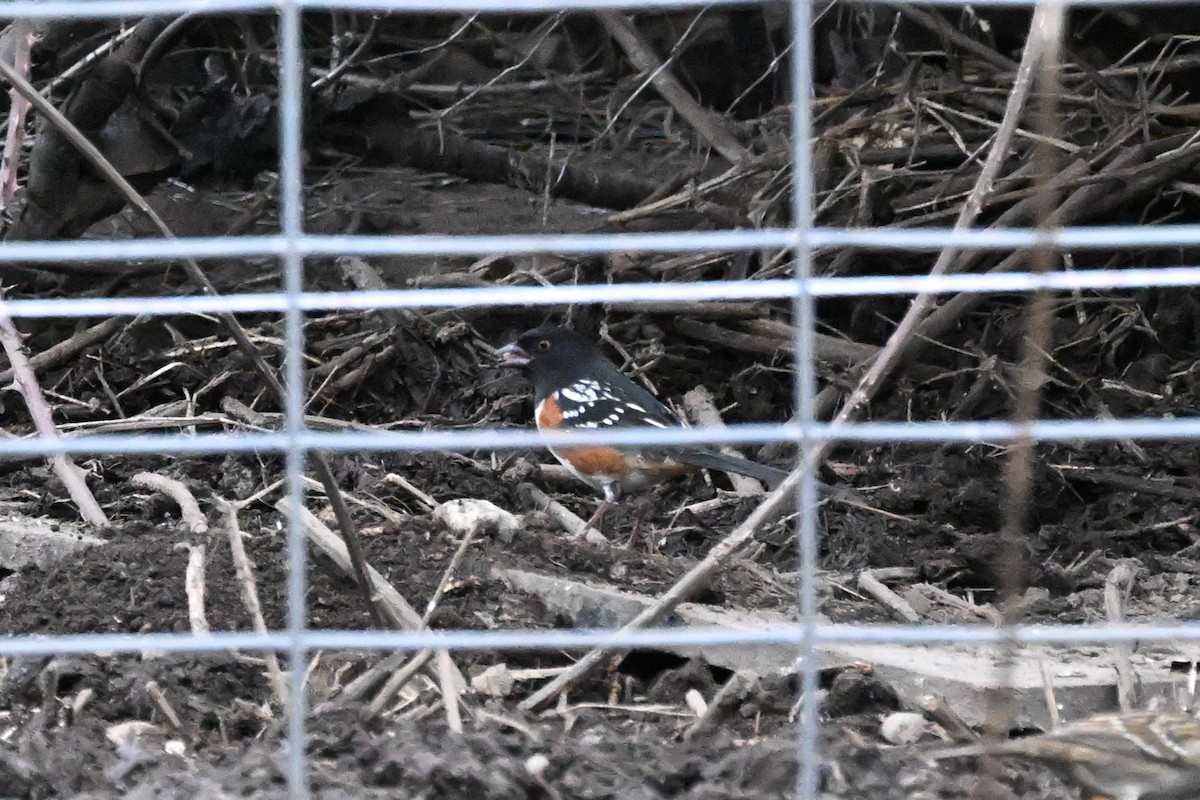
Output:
[{"xmin": 497, "ymin": 325, "xmax": 787, "ymax": 534}]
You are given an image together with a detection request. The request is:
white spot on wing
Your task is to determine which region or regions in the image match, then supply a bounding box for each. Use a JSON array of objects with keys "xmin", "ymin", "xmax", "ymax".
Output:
[{"xmin": 560, "ymin": 380, "xmax": 600, "ymax": 404}]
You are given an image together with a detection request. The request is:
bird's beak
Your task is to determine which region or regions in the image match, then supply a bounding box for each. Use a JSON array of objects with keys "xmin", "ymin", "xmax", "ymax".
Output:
[{"xmin": 495, "ymin": 342, "xmax": 531, "ymax": 367}]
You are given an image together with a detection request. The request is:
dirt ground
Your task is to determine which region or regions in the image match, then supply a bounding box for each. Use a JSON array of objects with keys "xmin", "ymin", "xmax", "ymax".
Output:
[
  {"xmin": 5, "ymin": 6, "xmax": 1200, "ymax": 800},
  {"xmin": 1, "ymin": 450, "xmax": 1147, "ymax": 800},
  {"xmin": 1, "ymin": 161, "xmax": 1198, "ymax": 796}
]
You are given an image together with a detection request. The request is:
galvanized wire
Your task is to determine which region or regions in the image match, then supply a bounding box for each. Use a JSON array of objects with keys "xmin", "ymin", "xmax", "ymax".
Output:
[
  {"xmin": 789, "ymin": 0, "xmax": 820, "ymax": 792},
  {"xmin": 1, "ymin": 622, "xmax": 1198, "ymax": 659},
  {"xmin": 10, "ymin": 225, "xmax": 1200, "ymax": 265},
  {"xmin": 1, "ymin": 0, "xmax": 1194, "ymax": 19}
]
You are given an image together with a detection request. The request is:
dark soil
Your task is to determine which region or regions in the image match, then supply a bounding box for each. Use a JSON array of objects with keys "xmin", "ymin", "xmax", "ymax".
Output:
[
  {"xmin": 0, "ymin": 517, "xmax": 1089, "ymax": 800},
  {"xmin": 1, "ymin": 285, "xmax": 1197, "ymax": 798}
]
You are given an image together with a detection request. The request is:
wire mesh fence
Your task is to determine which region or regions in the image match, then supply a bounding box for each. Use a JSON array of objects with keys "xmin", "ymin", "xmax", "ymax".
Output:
[{"xmin": 2, "ymin": 1, "xmax": 1200, "ymax": 798}]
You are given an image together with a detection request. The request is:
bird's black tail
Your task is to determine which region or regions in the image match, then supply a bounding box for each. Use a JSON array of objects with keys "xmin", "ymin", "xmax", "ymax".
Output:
[{"xmin": 677, "ymin": 450, "xmax": 789, "ymax": 488}]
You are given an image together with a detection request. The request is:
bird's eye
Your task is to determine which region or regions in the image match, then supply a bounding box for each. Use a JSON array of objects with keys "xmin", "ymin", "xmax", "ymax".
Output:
[{"xmin": 536, "ymin": 339, "xmax": 551, "ymax": 351}]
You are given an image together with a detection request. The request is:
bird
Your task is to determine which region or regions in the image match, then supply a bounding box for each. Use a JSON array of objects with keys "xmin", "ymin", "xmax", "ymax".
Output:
[
  {"xmin": 929, "ymin": 710, "xmax": 1200, "ymax": 800},
  {"xmin": 495, "ymin": 325, "xmax": 788, "ymax": 536}
]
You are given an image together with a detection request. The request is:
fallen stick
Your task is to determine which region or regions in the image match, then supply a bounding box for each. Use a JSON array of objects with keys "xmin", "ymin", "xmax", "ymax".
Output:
[
  {"xmin": 683, "ymin": 670, "xmax": 759, "ymax": 741},
  {"xmin": 337, "ymin": 101, "xmax": 660, "ymax": 211},
  {"xmin": 382, "ymin": 473, "xmax": 437, "ymax": 511},
  {"xmin": 420, "ymin": 526, "xmax": 480, "ymax": 627},
  {"xmin": 911, "ymin": 583, "xmax": 1002, "ymax": 625},
  {"xmin": 918, "ymin": 694, "xmax": 978, "ymax": 743},
  {"xmin": 311, "ymin": 651, "xmax": 408, "ymax": 714},
  {"xmin": 185, "ymin": 544, "xmax": 209, "ymax": 635},
  {"xmin": 519, "ymin": 483, "xmax": 607, "ymax": 544},
  {"xmin": 0, "ymin": 306, "xmax": 106, "ymax": 526},
  {"xmin": 436, "ymin": 650, "xmax": 463, "ymax": 734},
  {"xmin": 364, "ymin": 650, "xmax": 435, "ymax": 719},
  {"xmin": 1104, "ymin": 561, "xmax": 1141, "ymax": 712},
  {"xmin": 132, "ymin": 472, "xmax": 208, "ymax": 534},
  {"xmin": 857, "ymin": 570, "xmax": 920, "ymax": 623},
  {"xmin": 890, "ymin": 5, "xmax": 1018, "ymax": 72},
  {"xmin": 0, "ymin": 317, "xmax": 125, "ymax": 386},
  {"xmin": 519, "ymin": 464, "xmax": 801, "ymax": 711},
  {"xmin": 282, "ymin": 500, "xmax": 423, "ymax": 628},
  {"xmin": 220, "ymin": 501, "xmax": 289, "ymax": 711},
  {"xmin": 1039, "ymin": 659, "xmax": 1061, "ymax": 729},
  {"xmin": 276, "ymin": 498, "xmax": 468, "ymax": 695},
  {"xmin": 596, "ymin": 11, "xmax": 748, "ymax": 165},
  {"xmin": 675, "ymin": 317, "xmax": 874, "ymax": 366},
  {"xmin": 144, "ymin": 680, "xmax": 183, "ymax": 731}
]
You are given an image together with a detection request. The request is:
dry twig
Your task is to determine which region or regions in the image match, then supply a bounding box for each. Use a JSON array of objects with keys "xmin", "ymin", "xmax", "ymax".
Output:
[
  {"xmin": 919, "ymin": 694, "xmax": 977, "ymax": 744},
  {"xmin": 132, "ymin": 472, "xmax": 208, "ymax": 534},
  {"xmin": 220, "ymin": 500, "xmax": 289, "ymax": 711},
  {"xmin": 0, "ymin": 23, "xmax": 35, "ymax": 212},
  {"xmin": 277, "ymin": 498, "xmax": 469, "ymax": 695},
  {"xmin": 436, "ymin": 649, "xmax": 464, "ymax": 734},
  {"xmin": 595, "ymin": 11, "xmax": 748, "ymax": 165},
  {"xmin": 0, "ymin": 317, "xmax": 127, "ymax": 386},
  {"xmin": 364, "ymin": 650, "xmax": 434, "ymax": 718},
  {"xmin": 0, "ymin": 54, "xmax": 384, "ymax": 628},
  {"xmin": 144, "ymin": 680, "xmax": 183, "ymax": 731},
  {"xmin": 519, "ymin": 483, "xmax": 608, "ymax": 545},
  {"xmin": 0, "ymin": 308, "xmax": 106, "ymax": 526},
  {"xmin": 420, "ymin": 527, "xmax": 481, "ymax": 627},
  {"xmin": 1104, "ymin": 561, "xmax": 1141, "ymax": 712},
  {"xmin": 185, "ymin": 545, "xmax": 210, "ymax": 636},
  {"xmin": 857, "ymin": 570, "xmax": 921, "ymax": 623}
]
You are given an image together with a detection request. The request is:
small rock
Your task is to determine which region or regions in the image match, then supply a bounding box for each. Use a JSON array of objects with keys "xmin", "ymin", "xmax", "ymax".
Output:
[
  {"xmin": 105, "ymin": 720, "xmax": 162, "ymax": 750},
  {"xmin": 471, "ymin": 663, "xmax": 515, "ymax": 697},
  {"xmin": 880, "ymin": 711, "xmax": 931, "ymax": 745},
  {"xmin": 433, "ymin": 499, "xmax": 520, "ymax": 542},
  {"xmin": 0, "ymin": 518, "xmax": 105, "ymax": 571},
  {"xmin": 525, "ymin": 754, "xmax": 549, "ymax": 777}
]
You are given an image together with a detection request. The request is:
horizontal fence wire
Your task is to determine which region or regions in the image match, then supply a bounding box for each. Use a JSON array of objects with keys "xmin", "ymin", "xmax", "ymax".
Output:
[
  {"xmin": 6, "ymin": 417, "xmax": 1200, "ymax": 457},
  {"xmin": 11, "ymin": 225, "xmax": 1200, "ymax": 264},
  {"xmin": 2, "ymin": 0, "xmax": 1198, "ymax": 20},
  {"xmin": 3, "ymin": 0, "xmax": 1200, "ymax": 798},
  {"xmin": 2, "ymin": 622, "xmax": 1200, "ymax": 659},
  {"xmin": 2, "ymin": 266, "xmax": 1200, "ymax": 319}
]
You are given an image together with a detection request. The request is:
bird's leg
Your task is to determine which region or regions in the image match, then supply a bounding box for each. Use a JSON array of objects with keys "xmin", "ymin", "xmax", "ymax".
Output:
[
  {"xmin": 579, "ymin": 483, "xmax": 619, "ymax": 539},
  {"xmin": 580, "ymin": 502, "xmax": 610, "ymax": 538}
]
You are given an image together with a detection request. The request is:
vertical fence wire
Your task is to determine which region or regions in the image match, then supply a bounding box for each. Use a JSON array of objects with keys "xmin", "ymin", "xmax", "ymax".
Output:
[
  {"xmin": 789, "ymin": 0, "xmax": 820, "ymax": 797},
  {"xmin": 277, "ymin": 1, "xmax": 310, "ymax": 796}
]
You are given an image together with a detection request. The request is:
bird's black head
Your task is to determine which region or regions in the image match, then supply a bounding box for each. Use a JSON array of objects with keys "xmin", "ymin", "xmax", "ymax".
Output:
[{"xmin": 496, "ymin": 326, "xmax": 607, "ymax": 400}]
